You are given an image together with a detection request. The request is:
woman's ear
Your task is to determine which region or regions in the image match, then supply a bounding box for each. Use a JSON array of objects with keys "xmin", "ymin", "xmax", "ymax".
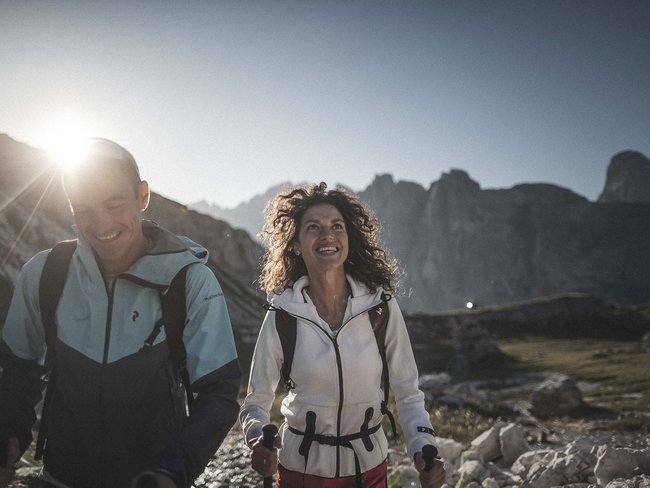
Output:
[{"xmin": 291, "ymin": 241, "xmax": 302, "ymax": 256}]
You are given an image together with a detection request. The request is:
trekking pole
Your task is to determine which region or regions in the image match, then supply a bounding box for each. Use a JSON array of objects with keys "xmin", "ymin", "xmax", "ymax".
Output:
[
  {"xmin": 262, "ymin": 423, "xmax": 278, "ymax": 488},
  {"xmin": 422, "ymin": 444, "xmax": 439, "ymax": 472}
]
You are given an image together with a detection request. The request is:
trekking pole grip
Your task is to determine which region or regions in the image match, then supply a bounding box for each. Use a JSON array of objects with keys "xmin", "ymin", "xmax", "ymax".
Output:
[
  {"xmin": 422, "ymin": 444, "xmax": 439, "ymax": 472},
  {"xmin": 262, "ymin": 423, "xmax": 278, "ymax": 488}
]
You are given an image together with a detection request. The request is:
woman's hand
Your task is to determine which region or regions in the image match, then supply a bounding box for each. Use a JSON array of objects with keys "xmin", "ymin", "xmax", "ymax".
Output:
[
  {"xmin": 249, "ymin": 434, "xmax": 281, "ymax": 477},
  {"xmin": 414, "ymin": 450, "xmax": 446, "ymax": 488}
]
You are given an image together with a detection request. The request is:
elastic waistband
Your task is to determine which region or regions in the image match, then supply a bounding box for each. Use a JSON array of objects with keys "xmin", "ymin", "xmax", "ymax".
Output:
[{"xmin": 288, "ymin": 423, "xmax": 382, "ymax": 446}]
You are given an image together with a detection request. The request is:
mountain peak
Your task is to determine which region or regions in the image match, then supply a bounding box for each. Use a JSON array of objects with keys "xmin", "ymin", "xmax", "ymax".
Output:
[{"xmin": 598, "ymin": 151, "xmax": 650, "ymax": 203}]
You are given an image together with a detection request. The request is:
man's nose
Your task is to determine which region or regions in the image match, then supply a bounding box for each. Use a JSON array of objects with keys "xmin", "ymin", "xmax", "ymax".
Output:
[{"xmin": 94, "ymin": 209, "xmax": 115, "ymax": 230}]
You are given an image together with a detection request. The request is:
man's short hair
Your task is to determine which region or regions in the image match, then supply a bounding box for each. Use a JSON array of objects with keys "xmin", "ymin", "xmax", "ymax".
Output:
[{"xmin": 62, "ymin": 138, "xmax": 142, "ymax": 195}]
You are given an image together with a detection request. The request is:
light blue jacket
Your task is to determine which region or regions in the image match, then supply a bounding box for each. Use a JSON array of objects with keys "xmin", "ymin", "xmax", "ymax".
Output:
[{"xmin": 0, "ymin": 221, "xmax": 240, "ymax": 488}]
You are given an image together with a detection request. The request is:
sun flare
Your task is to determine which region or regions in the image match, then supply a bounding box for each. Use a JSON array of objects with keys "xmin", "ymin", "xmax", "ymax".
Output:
[{"xmin": 42, "ymin": 115, "xmax": 94, "ymax": 169}]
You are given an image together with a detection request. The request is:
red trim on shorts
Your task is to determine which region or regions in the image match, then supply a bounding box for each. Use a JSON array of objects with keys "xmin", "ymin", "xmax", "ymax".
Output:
[{"xmin": 276, "ymin": 460, "xmax": 387, "ymax": 487}]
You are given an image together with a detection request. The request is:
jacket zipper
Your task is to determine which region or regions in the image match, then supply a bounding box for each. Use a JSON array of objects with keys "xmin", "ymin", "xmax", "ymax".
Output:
[
  {"xmin": 103, "ymin": 279, "xmax": 117, "ymax": 364},
  {"xmin": 332, "ymin": 336, "xmax": 344, "ymax": 477},
  {"xmin": 99, "ymin": 278, "xmax": 117, "ymax": 488},
  {"xmin": 282, "ymin": 302, "xmax": 381, "ymax": 477}
]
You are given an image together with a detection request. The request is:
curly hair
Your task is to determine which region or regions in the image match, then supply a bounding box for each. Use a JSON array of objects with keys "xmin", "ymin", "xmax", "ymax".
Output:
[{"xmin": 259, "ymin": 182, "xmax": 398, "ymax": 293}]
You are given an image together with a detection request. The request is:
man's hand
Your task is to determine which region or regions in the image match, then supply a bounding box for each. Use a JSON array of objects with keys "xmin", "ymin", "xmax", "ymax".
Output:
[
  {"xmin": 249, "ymin": 434, "xmax": 281, "ymax": 477},
  {"xmin": 131, "ymin": 470, "xmax": 177, "ymax": 488},
  {"xmin": 414, "ymin": 450, "xmax": 446, "ymax": 488},
  {"xmin": 0, "ymin": 438, "xmax": 20, "ymax": 488}
]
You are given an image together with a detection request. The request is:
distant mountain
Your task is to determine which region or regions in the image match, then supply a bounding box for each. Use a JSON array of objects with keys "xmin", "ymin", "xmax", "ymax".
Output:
[
  {"xmin": 4, "ymin": 133, "xmax": 649, "ymax": 316},
  {"xmin": 190, "ymin": 182, "xmax": 294, "ymax": 240},
  {"xmin": 0, "ymin": 134, "xmax": 265, "ymax": 346},
  {"xmin": 189, "ymin": 181, "xmax": 352, "ymax": 241},
  {"xmin": 597, "ymin": 150, "xmax": 650, "ymax": 203},
  {"xmin": 192, "ymin": 153, "xmax": 650, "ymax": 313}
]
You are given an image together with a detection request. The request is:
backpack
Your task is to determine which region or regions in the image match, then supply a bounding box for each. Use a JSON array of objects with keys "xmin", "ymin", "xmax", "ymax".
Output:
[
  {"xmin": 270, "ymin": 293, "xmax": 398, "ymax": 437},
  {"xmin": 35, "ymin": 239, "xmax": 193, "ymax": 458}
]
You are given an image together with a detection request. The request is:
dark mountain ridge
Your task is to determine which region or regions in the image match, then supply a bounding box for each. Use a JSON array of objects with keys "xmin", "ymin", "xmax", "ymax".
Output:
[{"xmin": 192, "ymin": 151, "xmax": 650, "ymax": 313}]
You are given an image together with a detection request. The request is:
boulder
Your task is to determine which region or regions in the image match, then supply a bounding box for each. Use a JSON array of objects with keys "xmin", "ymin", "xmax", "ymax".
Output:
[
  {"xmin": 595, "ymin": 446, "xmax": 650, "ymax": 486},
  {"xmin": 436, "ymin": 437, "xmax": 464, "ymax": 475},
  {"xmin": 419, "ymin": 372, "xmax": 452, "ymax": 398},
  {"xmin": 605, "ymin": 474, "xmax": 650, "ymax": 487},
  {"xmin": 518, "ymin": 438, "xmax": 598, "ymax": 487},
  {"xmin": 530, "ymin": 374, "xmax": 583, "ymax": 419},
  {"xmin": 511, "ymin": 449, "xmax": 555, "ymax": 478},
  {"xmin": 524, "ymin": 461, "xmax": 569, "ymax": 488},
  {"xmin": 499, "ymin": 423, "xmax": 530, "ymax": 465},
  {"xmin": 470, "ymin": 422, "xmax": 506, "ymax": 462},
  {"xmin": 481, "ymin": 478, "xmax": 501, "ymax": 488},
  {"xmin": 456, "ymin": 459, "xmax": 488, "ymax": 487}
]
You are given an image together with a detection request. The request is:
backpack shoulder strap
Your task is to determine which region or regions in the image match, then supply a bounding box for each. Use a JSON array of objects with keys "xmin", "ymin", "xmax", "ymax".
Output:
[
  {"xmin": 273, "ymin": 308, "xmax": 297, "ymax": 391},
  {"xmin": 160, "ymin": 264, "xmax": 193, "ymax": 408},
  {"xmin": 35, "ymin": 239, "xmax": 77, "ymax": 459},
  {"xmin": 368, "ymin": 293, "xmax": 398, "ymax": 437},
  {"xmin": 39, "ymin": 239, "xmax": 78, "ymax": 367}
]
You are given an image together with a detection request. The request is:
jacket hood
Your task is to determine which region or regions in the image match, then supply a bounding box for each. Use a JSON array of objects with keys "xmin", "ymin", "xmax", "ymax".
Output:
[
  {"xmin": 268, "ymin": 275, "xmax": 385, "ymax": 319},
  {"xmin": 74, "ymin": 220, "xmax": 208, "ymax": 290}
]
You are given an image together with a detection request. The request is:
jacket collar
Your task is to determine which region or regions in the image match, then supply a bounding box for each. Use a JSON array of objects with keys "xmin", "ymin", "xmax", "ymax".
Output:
[
  {"xmin": 269, "ymin": 274, "xmax": 384, "ymax": 319},
  {"xmin": 73, "ymin": 220, "xmax": 208, "ymax": 289}
]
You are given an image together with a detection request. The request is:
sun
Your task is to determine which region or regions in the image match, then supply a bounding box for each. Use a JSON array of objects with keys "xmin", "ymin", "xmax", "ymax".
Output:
[{"xmin": 42, "ymin": 115, "xmax": 94, "ymax": 169}]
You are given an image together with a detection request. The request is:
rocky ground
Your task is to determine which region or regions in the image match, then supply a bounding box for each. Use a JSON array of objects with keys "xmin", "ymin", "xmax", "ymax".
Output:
[
  {"xmin": 9, "ymin": 361, "xmax": 650, "ymax": 487},
  {"xmin": 11, "ymin": 417, "xmax": 650, "ymax": 488}
]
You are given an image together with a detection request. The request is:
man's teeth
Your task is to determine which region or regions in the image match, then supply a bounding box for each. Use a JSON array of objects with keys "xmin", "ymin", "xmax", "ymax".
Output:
[{"xmin": 97, "ymin": 232, "xmax": 119, "ymax": 241}]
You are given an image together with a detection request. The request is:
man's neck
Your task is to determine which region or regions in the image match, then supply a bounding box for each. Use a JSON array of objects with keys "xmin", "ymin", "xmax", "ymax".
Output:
[{"xmin": 99, "ymin": 236, "xmax": 149, "ymax": 276}]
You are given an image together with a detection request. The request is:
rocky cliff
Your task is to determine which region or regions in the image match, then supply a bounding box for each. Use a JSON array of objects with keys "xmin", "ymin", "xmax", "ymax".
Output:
[
  {"xmin": 189, "ymin": 152, "xmax": 650, "ymax": 313},
  {"xmin": 0, "ymin": 134, "xmax": 265, "ymax": 346},
  {"xmin": 597, "ymin": 150, "xmax": 650, "ymax": 203},
  {"xmin": 358, "ymin": 165, "xmax": 650, "ymax": 313}
]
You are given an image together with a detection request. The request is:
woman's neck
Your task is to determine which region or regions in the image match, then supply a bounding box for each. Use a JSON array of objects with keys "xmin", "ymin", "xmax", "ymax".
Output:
[{"xmin": 306, "ymin": 270, "xmax": 350, "ymax": 330}]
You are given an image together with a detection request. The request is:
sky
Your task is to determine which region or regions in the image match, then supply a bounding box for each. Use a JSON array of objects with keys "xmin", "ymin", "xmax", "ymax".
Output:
[{"xmin": 1, "ymin": 1, "xmax": 649, "ymax": 208}]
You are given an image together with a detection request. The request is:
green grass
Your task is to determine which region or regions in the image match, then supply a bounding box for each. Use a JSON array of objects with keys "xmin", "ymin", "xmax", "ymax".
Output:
[
  {"xmin": 493, "ymin": 337, "xmax": 650, "ymax": 414},
  {"xmin": 239, "ymin": 336, "xmax": 650, "ymax": 445}
]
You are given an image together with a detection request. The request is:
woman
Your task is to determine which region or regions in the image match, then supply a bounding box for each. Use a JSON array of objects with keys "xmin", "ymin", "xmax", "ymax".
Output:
[{"xmin": 239, "ymin": 183, "xmax": 445, "ymax": 487}]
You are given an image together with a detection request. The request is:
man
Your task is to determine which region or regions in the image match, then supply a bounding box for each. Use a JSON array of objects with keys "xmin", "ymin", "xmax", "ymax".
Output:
[{"xmin": 0, "ymin": 139, "xmax": 241, "ymax": 487}]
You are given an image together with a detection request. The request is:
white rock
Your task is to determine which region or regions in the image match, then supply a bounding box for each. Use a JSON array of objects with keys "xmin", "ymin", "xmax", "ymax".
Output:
[
  {"xmin": 470, "ymin": 422, "xmax": 506, "ymax": 462},
  {"xmin": 511, "ymin": 449, "xmax": 554, "ymax": 477},
  {"xmin": 482, "ymin": 477, "xmax": 501, "ymax": 488},
  {"xmin": 530, "ymin": 374, "xmax": 583, "ymax": 419},
  {"xmin": 548, "ymin": 441, "xmax": 597, "ymax": 484},
  {"xmin": 456, "ymin": 459, "xmax": 488, "ymax": 485},
  {"xmin": 419, "ymin": 372, "xmax": 451, "ymax": 394},
  {"xmin": 461, "ymin": 449, "xmax": 484, "ymax": 464},
  {"xmin": 499, "ymin": 423, "xmax": 530, "ymax": 466},
  {"xmin": 436, "ymin": 437, "xmax": 465, "ymax": 478},
  {"xmin": 595, "ymin": 446, "xmax": 650, "ymax": 487},
  {"xmin": 524, "ymin": 461, "xmax": 568, "ymax": 488},
  {"xmin": 605, "ymin": 475, "xmax": 650, "ymax": 488}
]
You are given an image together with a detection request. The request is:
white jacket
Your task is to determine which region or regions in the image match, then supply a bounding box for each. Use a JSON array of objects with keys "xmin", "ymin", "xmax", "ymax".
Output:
[{"xmin": 239, "ymin": 275, "xmax": 436, "ymax": 478}]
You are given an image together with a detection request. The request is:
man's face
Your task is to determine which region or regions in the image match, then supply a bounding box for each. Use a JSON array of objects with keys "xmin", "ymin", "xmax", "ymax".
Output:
[{"xmin": 67, "ymin": 167, "xmax": 149, "ymax": 274}]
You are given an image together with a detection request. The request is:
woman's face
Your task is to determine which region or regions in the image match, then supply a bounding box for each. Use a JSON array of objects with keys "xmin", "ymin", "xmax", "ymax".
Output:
[{"xmin": 294, "ymin": 203, "xmax": 349, "ymax": 277}]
